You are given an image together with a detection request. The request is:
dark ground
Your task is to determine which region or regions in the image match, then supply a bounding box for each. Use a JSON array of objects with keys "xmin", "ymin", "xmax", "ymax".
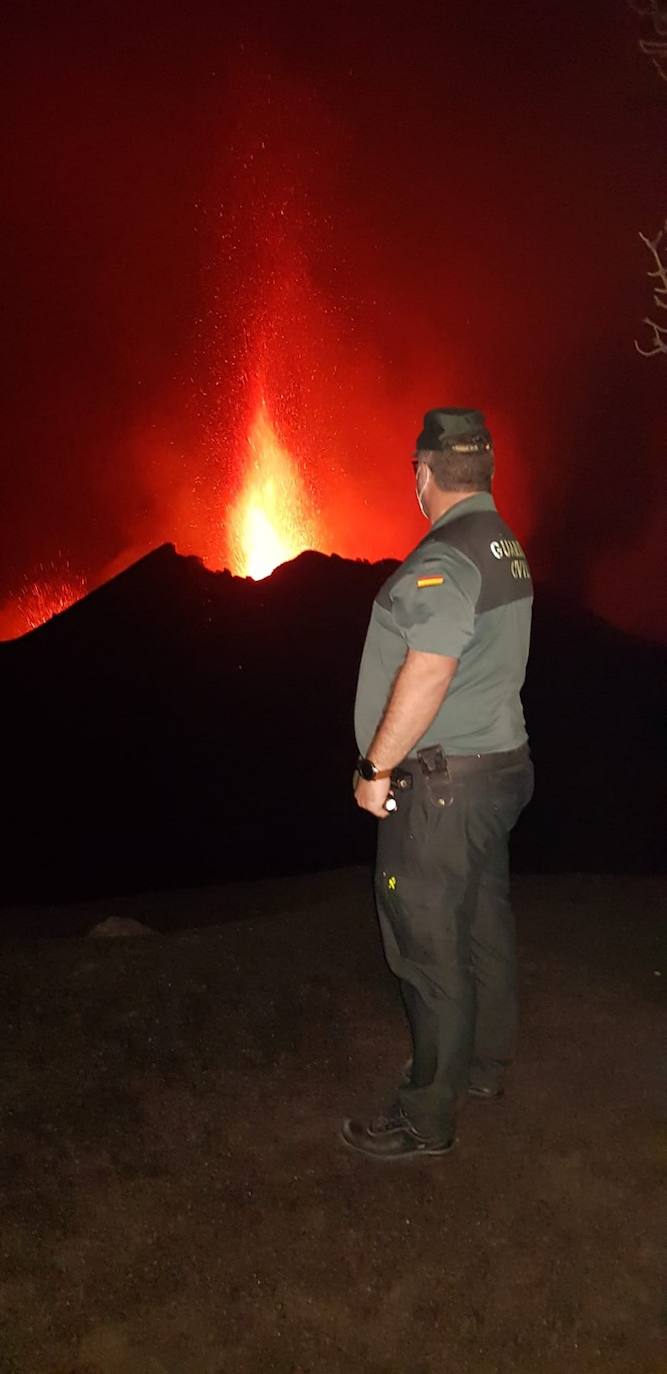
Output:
[{"xmin": 0, "ymin": 868, "xmax": 664, "ymax": 1374}]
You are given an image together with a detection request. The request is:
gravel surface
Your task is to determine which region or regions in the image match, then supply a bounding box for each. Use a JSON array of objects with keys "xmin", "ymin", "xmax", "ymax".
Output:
[{"xmin": 0, "ymin": 869, "xmax": 664, "ymax": 1374}]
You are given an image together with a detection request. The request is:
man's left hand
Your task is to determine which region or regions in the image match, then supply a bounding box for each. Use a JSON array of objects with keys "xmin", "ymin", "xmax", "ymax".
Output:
[{"xmin": 354, "ymin": 774, "xmax": 392, "ymax": 818}]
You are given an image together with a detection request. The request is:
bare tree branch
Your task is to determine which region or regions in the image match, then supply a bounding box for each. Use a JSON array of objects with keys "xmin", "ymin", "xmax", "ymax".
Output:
[
  {"xmin": 635, "ymin": 319, "xmax": 667, "ymax": 355},
  {"xmin": 639, "ymin": 222, "xmax": 667, "ymax": 307},
  {"xmin": 629, "ymin": 0, "xmax": 667, "ymax": 79},
  {"xmin": 635, "ymin": 222, "xmax": 667, "ymax": 355},
  {"xmin": 629, "ymin": 0, "xmax": 667, "ymax": 37},
  {"xmin": 638, "ymin": 39, "xmax": 667, "ymax": 79}
]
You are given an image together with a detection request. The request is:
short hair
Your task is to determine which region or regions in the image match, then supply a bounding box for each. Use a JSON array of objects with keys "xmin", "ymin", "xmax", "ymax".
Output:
[{"xmin": 418, "ymin": 445, "xmax": 494, "ymax": 493}]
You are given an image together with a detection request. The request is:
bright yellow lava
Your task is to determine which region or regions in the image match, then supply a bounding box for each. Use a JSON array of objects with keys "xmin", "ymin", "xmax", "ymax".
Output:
[{"xmin": 229, "ymin": 400, "xmax": 318, "ymax": 580}]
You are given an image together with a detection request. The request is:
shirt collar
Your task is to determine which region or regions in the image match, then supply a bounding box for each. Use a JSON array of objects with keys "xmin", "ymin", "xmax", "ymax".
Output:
[{"xmin": 431, "ymin": 492, "xmax": 496, "ymax": 530}]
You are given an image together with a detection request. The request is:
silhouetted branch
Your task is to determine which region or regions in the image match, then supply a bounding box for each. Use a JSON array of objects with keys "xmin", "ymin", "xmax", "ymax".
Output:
[
  {"xmin": 635, "ymin": 222, "xmax": 667, "ymax": 355},
  {"xmin": 629, "ymin": 0, "xmax": 667, "ymax": 79},
  {"xmin": 629, "ymin": 0, "xmax": 667, "ymax": 37}
]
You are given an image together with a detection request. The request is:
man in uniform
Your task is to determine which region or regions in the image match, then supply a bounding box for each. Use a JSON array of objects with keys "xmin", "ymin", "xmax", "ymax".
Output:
[{"xmin": 341, "ymin": 407, "xmax": 533, "ymax": 1160}]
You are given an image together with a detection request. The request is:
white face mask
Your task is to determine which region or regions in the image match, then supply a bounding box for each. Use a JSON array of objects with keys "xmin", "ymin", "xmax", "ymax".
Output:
[{"xmin": 415, "ymin": 467, "xmax": 429, "ymax": 519}]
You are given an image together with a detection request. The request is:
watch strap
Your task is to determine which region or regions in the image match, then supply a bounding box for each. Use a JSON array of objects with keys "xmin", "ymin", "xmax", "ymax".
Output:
[{"xmin": 358, "ymin": 756, "xmax": 393, "ymax": 781}]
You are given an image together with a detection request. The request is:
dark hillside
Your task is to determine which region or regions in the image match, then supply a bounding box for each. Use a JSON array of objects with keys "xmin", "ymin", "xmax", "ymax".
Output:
[{"xmin": 2, "ymin": 545, "xmax": 664, "ymax": 910}]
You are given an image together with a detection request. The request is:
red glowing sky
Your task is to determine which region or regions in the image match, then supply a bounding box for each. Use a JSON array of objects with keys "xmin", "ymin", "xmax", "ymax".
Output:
[{"xmin": 2, "ymin": 1, "xmax": 665, "ymax": 641}]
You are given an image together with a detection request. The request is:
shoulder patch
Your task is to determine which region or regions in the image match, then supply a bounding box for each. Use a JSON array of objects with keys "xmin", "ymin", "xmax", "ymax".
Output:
[
  {"xmin": 417, "ymin": 575, "xmax": 445, "ymax": 588},
  {"xmin": 422, "ymin": 511, "xmax": 532, "ymax": 612}
]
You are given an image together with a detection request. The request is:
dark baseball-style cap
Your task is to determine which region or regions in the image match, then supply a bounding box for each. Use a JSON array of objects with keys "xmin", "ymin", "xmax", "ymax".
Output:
[{"xmin": 415, "ymin": 408, "xmax": 492, "ymax": 454}]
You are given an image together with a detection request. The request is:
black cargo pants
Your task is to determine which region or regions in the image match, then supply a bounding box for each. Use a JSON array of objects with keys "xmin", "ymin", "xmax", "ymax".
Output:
[{"xmin": 375, "ymin": 746, "xmax": 534, "ymax": 1141}]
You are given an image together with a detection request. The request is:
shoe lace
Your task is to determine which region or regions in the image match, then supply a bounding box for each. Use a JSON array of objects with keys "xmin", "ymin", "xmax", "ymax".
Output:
[{"xmin": 371, "ymin": 1101, "xmax": 406, "ymax": 1132}]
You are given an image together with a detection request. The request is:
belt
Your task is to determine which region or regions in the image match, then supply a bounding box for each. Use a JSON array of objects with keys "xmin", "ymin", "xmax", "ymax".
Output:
[{"xmin": 394, "ymin": 743, "xmax": 529, "ymax": 787}]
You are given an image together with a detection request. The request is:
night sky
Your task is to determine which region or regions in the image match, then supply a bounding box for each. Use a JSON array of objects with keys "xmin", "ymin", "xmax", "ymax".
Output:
[{"xmin": 3, "ymin": 0, "xmax": 665, "ymax": 641}]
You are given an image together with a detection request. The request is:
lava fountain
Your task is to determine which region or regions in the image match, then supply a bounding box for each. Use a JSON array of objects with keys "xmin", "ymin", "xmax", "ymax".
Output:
[{"xmin": 227, "ymin": 397, "xmax": 320, "ymax": 579}]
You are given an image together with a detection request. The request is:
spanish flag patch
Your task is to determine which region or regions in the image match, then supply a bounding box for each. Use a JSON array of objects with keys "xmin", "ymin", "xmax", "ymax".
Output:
[{"xmin": 417, "ymin": 575, "xmax": 445, "ymax": 588}]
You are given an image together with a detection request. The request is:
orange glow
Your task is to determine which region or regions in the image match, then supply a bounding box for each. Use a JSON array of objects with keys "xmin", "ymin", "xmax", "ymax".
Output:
[{"xmin": 228, "ymin": 399, "xmax": 320, "ymax": 579}]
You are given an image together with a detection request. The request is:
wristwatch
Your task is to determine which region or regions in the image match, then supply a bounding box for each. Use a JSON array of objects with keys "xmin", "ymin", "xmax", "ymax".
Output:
[{"xmin": 356, "ymin": 756, "xmax": 392, "ymax": 782}]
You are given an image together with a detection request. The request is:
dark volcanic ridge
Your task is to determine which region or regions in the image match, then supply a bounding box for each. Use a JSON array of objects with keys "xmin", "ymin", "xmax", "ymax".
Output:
[{"xmin": 2, "ymin": 544, "xmax": 665, "ymax": 910}]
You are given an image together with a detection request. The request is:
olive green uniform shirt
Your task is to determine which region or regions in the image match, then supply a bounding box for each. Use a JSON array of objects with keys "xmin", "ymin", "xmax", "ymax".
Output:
[{"xmin": 354, "ymin": 493, "xmax": 533, "ymax": 757}]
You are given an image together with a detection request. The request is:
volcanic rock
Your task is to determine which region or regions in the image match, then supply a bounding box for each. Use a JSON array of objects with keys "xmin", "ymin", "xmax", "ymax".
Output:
[{"xmin": 88, "ymin": 916, "xmax": 156, "ymax": 938}]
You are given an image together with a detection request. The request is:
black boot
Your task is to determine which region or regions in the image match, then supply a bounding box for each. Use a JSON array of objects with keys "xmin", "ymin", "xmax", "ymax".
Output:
[{"xmin": 340, "ymin": 1102, "xmax": 455, "ymax": 1160}]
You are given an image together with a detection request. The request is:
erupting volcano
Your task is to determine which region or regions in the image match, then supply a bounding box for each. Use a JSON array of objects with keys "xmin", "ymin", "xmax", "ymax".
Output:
[
  {"xmin": 0, "ymin": 392, "xmax": 326, "ymax": 637},
  {"xmin": 0, "ymin": 69, "xmax": 409, "ymax": 641},
  {"xmin": 227, "ymin": 398, "xmax": 321, "ymax": 580}
]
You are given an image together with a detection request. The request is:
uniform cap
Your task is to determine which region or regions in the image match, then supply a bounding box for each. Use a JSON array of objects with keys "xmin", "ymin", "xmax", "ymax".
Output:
[{"xmin": 416, "ymin": 408, "xmax": 491, "ymax": 454}]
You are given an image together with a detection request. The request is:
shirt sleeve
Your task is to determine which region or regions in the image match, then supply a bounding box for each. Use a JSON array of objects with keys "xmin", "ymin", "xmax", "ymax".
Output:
[{"xmin": 389, "ymin": 548, "xmax": 480, "ymax": 658}]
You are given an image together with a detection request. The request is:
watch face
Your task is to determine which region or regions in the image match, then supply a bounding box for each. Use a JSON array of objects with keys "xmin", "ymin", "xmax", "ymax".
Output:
[{"xmin": 358, "ymin": 757, "xmax": 376, "ymax": 781}]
